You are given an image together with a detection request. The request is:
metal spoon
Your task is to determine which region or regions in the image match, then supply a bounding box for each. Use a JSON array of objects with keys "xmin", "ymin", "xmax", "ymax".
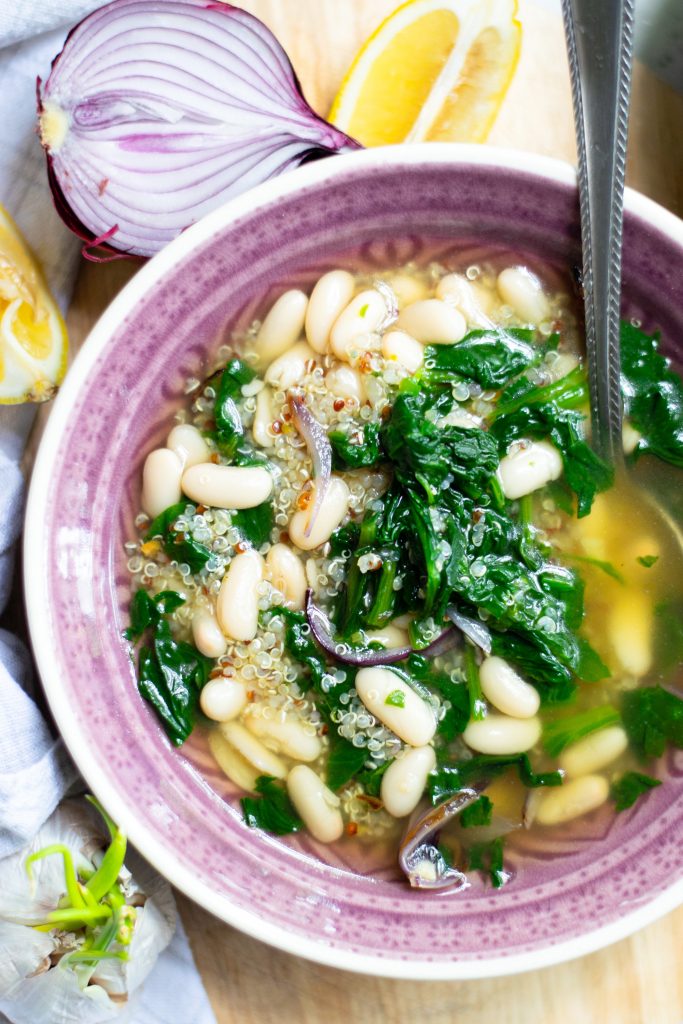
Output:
[{"xmin": 561, "ymin": 0, "xmax": 635, "ymax": 464}]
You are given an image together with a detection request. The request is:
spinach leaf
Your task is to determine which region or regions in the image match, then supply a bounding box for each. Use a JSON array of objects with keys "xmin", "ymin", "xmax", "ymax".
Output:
[
  {"xmin": 422, "ymin": 328, "xmax": 536, "ymax": 389},
  {"xmin": 329, "ymin": 423, "xmax": 381, "ymax": 468},
  {"xmin": 145, "ymin": 501, "xmax": 212, "ymax": 573},
  {"xmin": 356, "ymin": 760, "xmax": 392, "ymax": 798},
  {"xmin": 621, "ymin": 685, "xmax": 683, "ymax": 759},
  {"xmin": 466, "ymin": 836, "xmax": 507, "ymax": 888},
  {"xmin": 429, "ymin": 754, "xmax": 562, "ymax": 805},
  {"xmin": 381, "ymin": 388, "xmax": 500, "ymax": 501},
  {"xmin": 124, "ymin": 589, "xmax": 158, "ymax": 642},
  {"xmin": 214, "ymin": 358, "xmax": 256, "ymax": 458},
  {"xmin": 637, "ymin": 554, "xmax": 659, "ymax": 569},
  {"xmin": 231, "ymin": 501, "xmax": 273, "ymax": 547},
  {"xmin": 128, "ymin": 590, "xmax": 210, "ymax": 746},
  {"xmin": 611, "ymin": 771, "xmax": 661, "ymax": 812},
  {"xmin": 241, "ymin": 775, "xmax": 302, "ymax": 835},
  {"xmin": 326, "ymin": 735, "xmax": 369, "ymax": 791},
  {"xmin": 542, "ymin": 705, "xmax": 620, "ymax": 757},
  {"xmin": 490, "ymin": 365, "xmax": 613, "ymax": 516},
  {"xmin": 620, "ymin": 322, "xmax": 683, "ymax": 466},
  {"xmin": 460, "ymin": 795, "xmax": 493, "ymax": 828},
  {"xmin": 124, "ymin": 588, "xmax": 185, "ymax": 643}
]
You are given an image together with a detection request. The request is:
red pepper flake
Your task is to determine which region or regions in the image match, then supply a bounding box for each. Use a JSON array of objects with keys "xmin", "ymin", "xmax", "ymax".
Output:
[
  {"xmin": 196, "ymin": 505, "xmax": 206, "ymax": 515},
  {"xmin": 280, "ymin": 530, "xmax": 290, "ymax": 543},
  {"xmin": 552, "ymin": 319, "xmax": 564, "ymax": 332},
  {"xmin": 247, "ymin": 690, "xmax": 256, "ymax": 702},
  {"xmin": 210, "ymin": 453, "xmax": 220, "ymax": 464},
  {"xmin": 321, "ymin": 723, "xmax": 329, "ymax": 735},
  {"xmin": 380, "ymin": 404, "xmax": 392, "ymax": 421},
  {"xmin": 271, "ymin": 420, "xmax": 282, "ymax": 434},
  {"xmin": 282, "ymin": 410, "xmax": 292, "ymax": 422},
  {"xmin": 333, "ymin": 398, "xmax": 345, "ymax": 412},
  {"xmin": 297, "ymin": 485, "xmax": 313, "ymax": 511},
  {"xmin": 235, "ymin": 541, "xmax": 249, "ymax": 554},
  {"xmin": 346, "ymin": 822, "xmax": 358, "ymax": 837},
  {"xmin": 209, "ymin": 668, "xmax": 223, "ymax": 679},
  {"xmin": 472, "ymin": 509, "xmax": 483, "ymax": 524},
  {"xmin": 358, "ymin": 352, "xmax": 374, "ymax": 374}
]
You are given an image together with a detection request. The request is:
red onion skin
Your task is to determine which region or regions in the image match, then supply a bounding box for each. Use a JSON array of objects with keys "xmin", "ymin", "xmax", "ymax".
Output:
[
  {"xmin": 290, "ymin": 397, "xmax": 332, "ymax": 539},
  {"xmin": 305, "ymin": 591, "xmax": 460, "ymax": 667},
  {"xmin": 38, "ymin": 0, "xmax": 361, "ymax": 260}
]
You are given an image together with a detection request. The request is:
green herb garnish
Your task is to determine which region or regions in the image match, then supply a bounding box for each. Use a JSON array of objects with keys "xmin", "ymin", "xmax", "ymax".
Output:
[
  {"xmin": 621, "ymin": 685, "xmax": 683, "ymax": 759},
  {"xmin": 460, "ymin": 795, "xmax": 493, "ymax": 828}
]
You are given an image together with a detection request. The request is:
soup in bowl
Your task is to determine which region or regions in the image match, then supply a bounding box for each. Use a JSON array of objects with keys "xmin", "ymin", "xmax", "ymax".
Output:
[{"xmin": 25, "ymin": 145, "xmax": 683, "ymax": 978}]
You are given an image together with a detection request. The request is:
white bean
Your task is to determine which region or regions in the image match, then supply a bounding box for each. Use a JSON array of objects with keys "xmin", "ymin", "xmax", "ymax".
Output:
[
  {"xmin": 220, "ymin": 720, "xmax": 287, "ymax": 779},
  {"xmin": 305, "ymin": 270, "xmax": 355, "ymax": 353},
  {"xmin": 497, "ymin": 440, "xmax": 563, "ymax": 500},
  {"xmin": 208, "ymin": 730, "xmax": 259, "ymax": 793},
  {"xmin": 622, "ymin": 420, "xmax": 642, "ymax": 455},
  {"xmin": 330, "ymin": 289, "xmax": 386, "ymax": 360},
  {"xmin": 364, "ymin": 623, "xmax": 410, "ymax": 649},
  {"xmin": 200, "ymin": 678, "xmax": 248, "ymax": 722},
  {"xmin": 325, "ymin": 363, "xmax": 365, "ymax": 402},
  {"xmin": 381, "ymin": 329, "xmax": 425, "ymax": 373},
  {"xmin": 395, "ymin": 299, "xmax": 467, "ymax": 344},
  {"xmin": 191, "ymin": 609, "xmax": 228, "ymax": 659},
  {"xmin": 166, "ymin": 424, "xmax": 210, "ymax": 469},
  {"xmin": 436, "ymin": 273, "xmax": 493, "ymax": 327},
  {"xmin": 286, "ymin": 765, "xmax": 344, "ymax": 843},
  {"xmin": 181, "ymin": 463, "xmax": 272, "ymax": 509},
  {"xmin": 559, "ymin": 726, "xmax": 628, "ymax": 778},
  {"xmin": 534, "ymin": 774, "xmax": 609, "ymax": 826},
  {"xmin": 265, "ymin": 543, "xmax": 307, "ymax": 609},
  {"xmin": 608, "ymin": 589, "xmax": 653, "ymax": 676},
  {"xmin": 479, "ymin": 656, "xmax": 540, "ymax": 719},
  {"xmin": 380, "ymin": 745, "xmax": 436, "ymax": 818},
  {"xmin": 387, "ymin": 273, "xmax": 429, "ymax": 307},
  {"xmin": 497, "ymin": 266, "xmax": 550, "ymax": 324},
  {"xmin": 547, "ymin": 351, "xmax": 579, "ymax": 382},
  {"xmin": 245, "ymin": 708, "xmax": 322, "ymax": 762},
  {"xmin": 463, "ymin": 714, "xmax": 541, "ymax": 754},
  {"xmin": 264, "ymin": 340, "xmax": 318, "ymax": 390},
  {"xmin": 355, "ymin": 667, "xmax": 437, "ymax": 746},
  {"xmin": 288, "ymin": 476, "xmax": 350, "ymax": 551},
  {"xmin": 254, "ymin": 289, "xmax": 308, "ymax": 368},
  {"xmin": 252, "ymin": 387, "xmax": 276, "ymax": 448},
  {"xmin": 141, "ymin": 448, "xmax": 183, "ymax": 519},
  {"xmin": 216, "ymin": 549, "xmax": 264, "ymax": 641}
]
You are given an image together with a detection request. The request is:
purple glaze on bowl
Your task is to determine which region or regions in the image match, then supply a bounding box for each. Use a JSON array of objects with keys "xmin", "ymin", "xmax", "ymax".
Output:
[{"xmin": 25, "ymin": 147, "xmax": 683, "ymax": 978}]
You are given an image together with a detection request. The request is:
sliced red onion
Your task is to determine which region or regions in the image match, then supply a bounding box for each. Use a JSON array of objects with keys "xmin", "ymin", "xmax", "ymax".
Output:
[
  {"xmin": 290, "ymin": 396, "xmax": 331, "ymax": 539},
  {"xmin": 373, "ymin": 279, "xmax": 399, "ymax": 332},
  {"xmin": 305, "ymin": 591, "xmax": 460, "ymax": 667},
  {"xmin": 446, "ymin": 607, "xmax": 493, "ymax": 655},
  {"xmin": 38, "ymin": 0, "xmax": 360, "ymax": 258},
  {"xmin": 398, "ymin": 786, "xmax": 488, "ymax": 891}
]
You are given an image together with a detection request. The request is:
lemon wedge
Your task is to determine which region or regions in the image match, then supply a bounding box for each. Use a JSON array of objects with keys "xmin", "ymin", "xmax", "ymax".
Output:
[
  {"xmin": 329, "ymin": 0, "xmax": 521, "ymax": 146},
  {"xmin": 0, "ymin": 204, "xmax": 67, "ymax": 404}
]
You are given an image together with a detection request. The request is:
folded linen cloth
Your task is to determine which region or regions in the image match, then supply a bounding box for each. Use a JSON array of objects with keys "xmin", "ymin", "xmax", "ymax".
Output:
[{"xmin": 0, "ymin": 4, "xmax": 217, "ymax": 1022}]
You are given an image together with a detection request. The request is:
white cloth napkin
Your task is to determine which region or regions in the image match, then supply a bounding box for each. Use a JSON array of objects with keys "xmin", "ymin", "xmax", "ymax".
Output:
[{"xmin": 0, "ymin": 5, "xmax": 217, "ymax": 1023}]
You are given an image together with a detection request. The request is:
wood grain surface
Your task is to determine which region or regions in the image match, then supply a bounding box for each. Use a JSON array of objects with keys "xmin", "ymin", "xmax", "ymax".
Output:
[{"xmin": 38, "ymin": 1, "xmax": 683, "ymax": 1020}]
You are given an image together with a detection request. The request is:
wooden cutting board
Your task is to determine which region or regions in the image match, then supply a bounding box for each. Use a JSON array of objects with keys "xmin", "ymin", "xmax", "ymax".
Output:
[{"xmin": 44, "ymin": 1, "xmax": 683, "ymax": 1020}]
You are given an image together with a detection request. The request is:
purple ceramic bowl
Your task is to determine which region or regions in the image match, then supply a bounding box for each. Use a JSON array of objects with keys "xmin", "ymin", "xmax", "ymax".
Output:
[{"xmin": 25, "ymin": 145, "xmax": 683, "ymax": 978}]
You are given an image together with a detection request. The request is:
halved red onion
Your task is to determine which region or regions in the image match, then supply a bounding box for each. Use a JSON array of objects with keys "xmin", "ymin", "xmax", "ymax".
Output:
[
  {"xmin": 38, "ymin": 0, "xmax": 360, "ymax": 259},
  {"xmin": 446, "ymin": 607, "xmax": 493, "ymax": 655},
  {"xmin": 305, "ymin": 591, "xmax": 460, "ymax": 667},
  {"xmin": 290, "ymin": 396, "xmax": 331, "ymax": 539}
]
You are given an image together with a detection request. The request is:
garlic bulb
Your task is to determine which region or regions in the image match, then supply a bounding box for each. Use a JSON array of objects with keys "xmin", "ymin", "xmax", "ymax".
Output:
[{"xmin": 0, "ymin": 799, "xmax": 175, "ymax": 1024}]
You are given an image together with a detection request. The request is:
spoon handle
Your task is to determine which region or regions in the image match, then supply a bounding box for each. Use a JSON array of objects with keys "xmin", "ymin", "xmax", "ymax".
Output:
[{"xmin": 561, "ymin": 0, "xmax": 635, "ymax": 463}]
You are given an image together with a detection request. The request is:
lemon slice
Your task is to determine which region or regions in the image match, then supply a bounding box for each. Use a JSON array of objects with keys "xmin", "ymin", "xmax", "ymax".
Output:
[
  {"xmin": 329, "ymin": 0, "xmax": 521, "ymax": 146},
  {"xmin": 0, "ymin": 204, "xmax": 67, "ymax": 404}
]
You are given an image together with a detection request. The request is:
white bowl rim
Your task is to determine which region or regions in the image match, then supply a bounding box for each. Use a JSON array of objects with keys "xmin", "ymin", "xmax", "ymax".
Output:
[{"xmin": 25, "ymin": 142, "xmax": 683, "ymax": 980}]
